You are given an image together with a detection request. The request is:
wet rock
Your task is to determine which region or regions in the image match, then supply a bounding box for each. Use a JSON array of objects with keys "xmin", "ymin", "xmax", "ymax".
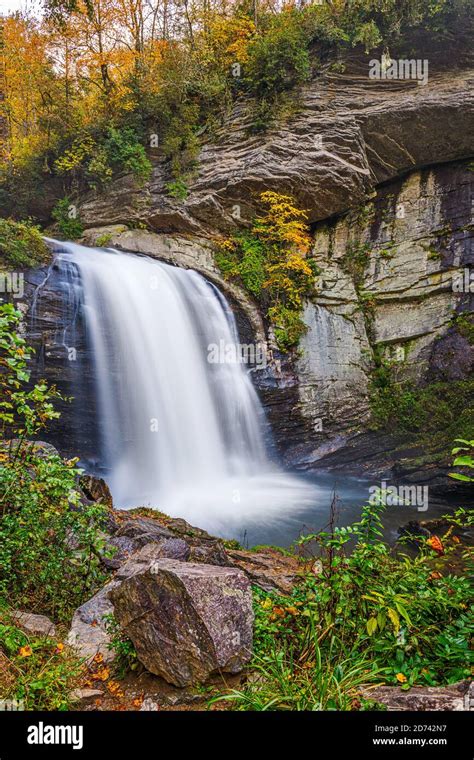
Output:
[
  {"xmin": 11, "ymin": 611, "xmax": 56, "ymax": 638},
  {"xmin": 163, "ymin": 517, "xmax": 229, "ymax": 566},
  {"xmin": 110, "ymin": 559, "xmax": 253, "ymax": 687},
  {"xmin": 158, "ymin": 538, "xmax": 191, "ymax": 561},
  {"xmin": 101, "ymin": 516, "xmax": 176, "ymax": 569}
]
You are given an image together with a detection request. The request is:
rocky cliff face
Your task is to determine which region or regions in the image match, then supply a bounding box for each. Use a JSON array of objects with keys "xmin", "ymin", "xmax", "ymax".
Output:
[
  {"xmin": 78, "ymin": 54, "xmax": 474, "ymax": 235},
  {"xmin": 294, "ymin": 161, "xmax": 473, "ymax": 472},
  {"xmin": 25, "ymin": 51, "xmax": 474, "ymax": 488}
]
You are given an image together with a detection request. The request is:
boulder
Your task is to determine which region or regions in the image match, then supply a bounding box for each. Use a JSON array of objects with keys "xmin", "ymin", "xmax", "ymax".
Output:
[
  {"xmin": 103, "ymin": 513, "xmax": 227, "ymax": 570},
  {"xmin": 66, "ymin": 582, "xmax": 119, "ymax": 663},
  {"xmin": 110, "ymin": 558, "xmax": 253, "ymax": 687},
  {"xmin": 11, "ymin": 611, "xmax": 56, "ymax": 638}
]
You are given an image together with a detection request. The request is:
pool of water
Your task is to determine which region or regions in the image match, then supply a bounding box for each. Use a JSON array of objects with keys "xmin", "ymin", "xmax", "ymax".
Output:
[{"xmin": 225, "ymin": 470, "xmax": 463, "ymax": 549}]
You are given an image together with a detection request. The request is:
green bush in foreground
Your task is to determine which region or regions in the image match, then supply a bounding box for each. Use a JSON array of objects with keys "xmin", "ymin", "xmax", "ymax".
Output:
[
  {"xmin": 215, "ymin": 499, "xmax": 473, "ymax": 711},
  {"xmin": 0, "ymin": 304, "xmax": 109, "ymax": 622},
  {"xmin": 0, "ymin": 609, "xmax": 83, "ymax": 710}
]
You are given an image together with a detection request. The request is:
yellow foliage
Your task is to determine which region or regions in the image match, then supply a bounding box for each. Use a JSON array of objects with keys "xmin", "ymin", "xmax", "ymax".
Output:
[
  {"xmin": 255, "ymin": 191, "xmax": 311, "ymax": 255},
  {"xmin": 206, "ymin": 16, "xmax": 257, "ymax": 67}
]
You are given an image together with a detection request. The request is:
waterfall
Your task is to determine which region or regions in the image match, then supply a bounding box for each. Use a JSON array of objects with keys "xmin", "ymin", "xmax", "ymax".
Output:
[{"xmin": 37, "ymin": 241, "xmax": 317, "ymax": 536}]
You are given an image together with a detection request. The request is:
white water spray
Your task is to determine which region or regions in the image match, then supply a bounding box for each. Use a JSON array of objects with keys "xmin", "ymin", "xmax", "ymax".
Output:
[{"xmin": 43, "ymin": 242, "xmax": 317, "ymax": 536}]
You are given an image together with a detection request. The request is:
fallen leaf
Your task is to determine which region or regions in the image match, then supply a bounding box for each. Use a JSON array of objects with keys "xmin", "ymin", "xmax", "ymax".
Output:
[{"xmin": 426, "ymin": 536, "xmax": 444, "ymax": 554}]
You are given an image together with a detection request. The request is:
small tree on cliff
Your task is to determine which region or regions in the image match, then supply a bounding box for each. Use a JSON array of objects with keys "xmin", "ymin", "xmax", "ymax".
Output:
[{"xmin": 215, "ymin": 191, "xmax": 319, "ymax": 351}]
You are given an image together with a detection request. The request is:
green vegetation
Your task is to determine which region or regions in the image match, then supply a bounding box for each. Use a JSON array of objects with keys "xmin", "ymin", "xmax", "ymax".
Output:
[
  {"xmin": 215, "ymin": 191, "xmax": 319, "ymax": 351},
  {"xmin": 341, "ymin": 241, "xmax": 372, "ymax": 290},
  {"xmin": 95, "ymin": 233, "xmax": 113, "ymax": 248},
  {"xmin": 369, "ymin": 367, "xmax": 474, "ymax": 459},
  {"xmin": 165, "ymin": 179, "xmax": 189, "ymax": 201},
  {"xmin": 0, "ymin": 609, "xmax": 83, "ymax": 710},
  {"xmin": 104, "ymin": 614, "xmax": 139, "ymax": 679},
  {"xmin": 54, "ymin": 127, "xmax": 152, "ymax": 190},
  {"xmin": 0, "ymin": 303, "xmax": 113, "ymax": 709},
  {"xmin": 0, "ymin": 304, "xmax": 110, "ymax": 622},
  {"xmin": 0, "ymin": 219, "xmax": 50, "ymax": 270},
  {"xmin": 51, "ymin": 197, "xmax": 84, "ymax": 240},
  {"xmin": 450, "ymin": 439, "xmax": 474, "ymax": 483},
  {"xmin": 453, "ymin": 312, "xmax": 474, "ymax": 345},
  {"xmin": 215, "ymin": 499, "xmax": 473, "ymax": 710}
]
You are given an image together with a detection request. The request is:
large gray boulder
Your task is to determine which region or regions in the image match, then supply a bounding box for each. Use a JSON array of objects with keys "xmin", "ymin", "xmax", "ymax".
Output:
[{"xmin": 110, "ymin": 558, "xmax": 253, "ymax": 687}]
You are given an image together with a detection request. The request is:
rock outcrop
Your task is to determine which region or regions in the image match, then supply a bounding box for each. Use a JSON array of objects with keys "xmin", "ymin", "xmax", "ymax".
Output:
[
  {"xmin": 291, "ymin": 160, "xmax": 474, "ymax": 470},
  {"xmin": 78, "ymin": 57, "xmax": 474, "ymax": 235},
  {"xmin": 67, "ymin": 582, "xmax": 118, "ymax": 663},
  {"xmin": 66, "ymin": 508, "xmax": 305, "ymax": 678}
]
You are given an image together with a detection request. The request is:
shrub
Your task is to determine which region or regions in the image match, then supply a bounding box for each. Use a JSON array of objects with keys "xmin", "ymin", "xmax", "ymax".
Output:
[
  {"xmin": 54, "ymin": 127, "xmax": 152, "ymax": 192},
  {"xmin": 214, "ymin": 498, "xmax": 473, "ymax": 711},
  {"xmin": 244, "ymin": 11, "xmax": 311, "ymax": 100},
  {"xmin": 0, "ymin": 218, "xmax": 49, "ymax": 270},
  {"xmin": 0, "ymin": 610, "xmax": 84, "ymax": 710},
  {"xmin": 369, "ymin": 376, "xmax": 474, "ymax": 457},
  {"xmin": 102, "ymin": 127, "xmax": 152, "ymax": 185},
  {"xmin": 103, "ymin": 614, "xmax": 139, "ymax": 679},
  {"xmin": 215, "ymin": 192, "xmax": 318, "ymax": 351},
  {"xmin": 0, "ymin": 305, "xmax": 109, "ymax": 622},
  {"xmin": 165, "ymin": 179, "xmax": 189, "ymax": 201},
  {"xmin": 51, "ymin": 197, "xmax": 84, "ymax": 240}
]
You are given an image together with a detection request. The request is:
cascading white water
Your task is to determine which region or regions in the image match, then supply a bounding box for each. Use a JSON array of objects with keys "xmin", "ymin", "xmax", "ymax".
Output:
[{"xmin": 43, "ymin": 241, "xmax": 318, "ymax": 536}]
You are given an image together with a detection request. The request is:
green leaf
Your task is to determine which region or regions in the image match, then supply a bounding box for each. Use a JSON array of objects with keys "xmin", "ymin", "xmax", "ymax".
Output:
[
  {"xmin": 367, "ymin": 617, "xmax": 378, "ymax": 636},
  {"xmin": 387, "ymin": 607, "xmax": 400, "ymax": 633},
  {"xmin": 452, "ymin": 456, "xmax": 474, "ymax": 468}
]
